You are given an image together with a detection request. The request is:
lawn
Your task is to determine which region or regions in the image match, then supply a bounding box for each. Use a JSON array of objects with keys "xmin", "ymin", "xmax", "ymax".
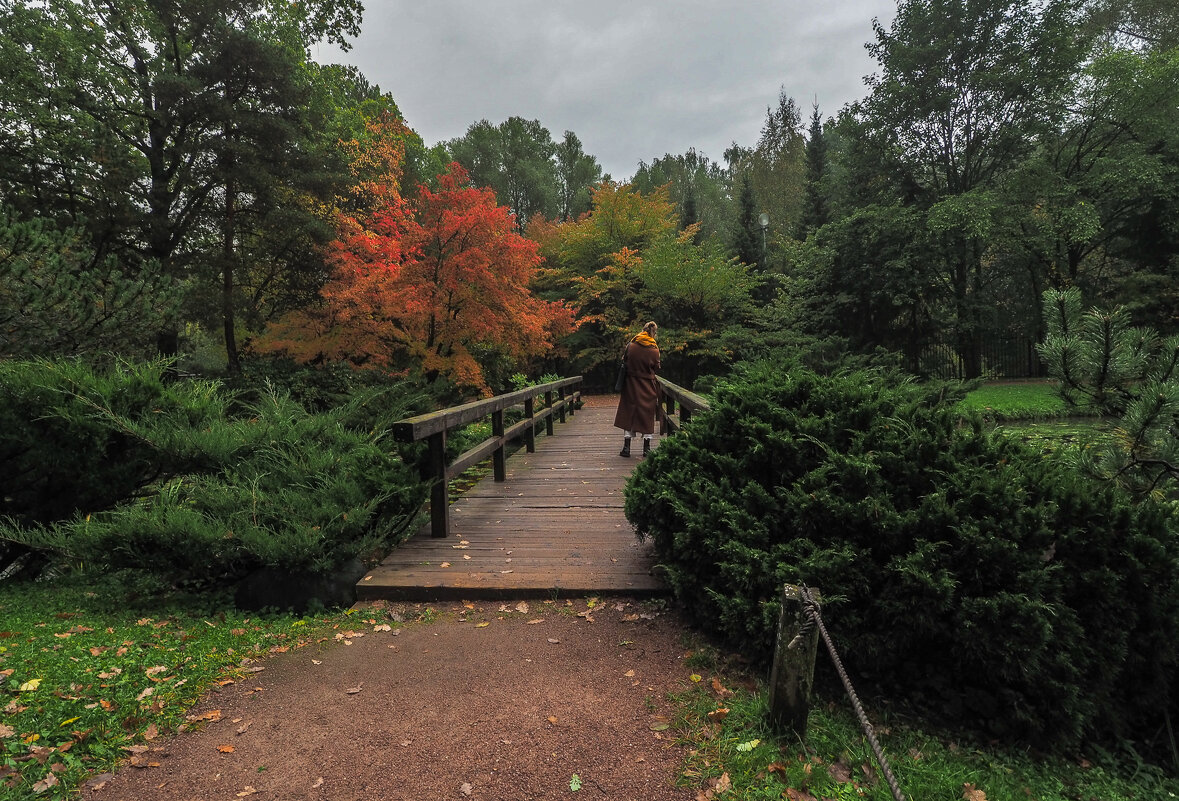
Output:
[
  {"xmin": 0, "ymin": 572, "xmax": 353, "ymax": 799},
  {"xmin": 957, "ymin": 379, "xmax": 1074, "ymax": 421}
]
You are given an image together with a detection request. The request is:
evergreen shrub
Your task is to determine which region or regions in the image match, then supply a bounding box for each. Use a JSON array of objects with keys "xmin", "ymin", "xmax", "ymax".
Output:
[
  {"xmin": 625, "ymin": 361, "xmax": 1179, "ymax": 749},
  {"xmin": 0, "ymin": 359, "xmax": 427, "ymax": 587}
]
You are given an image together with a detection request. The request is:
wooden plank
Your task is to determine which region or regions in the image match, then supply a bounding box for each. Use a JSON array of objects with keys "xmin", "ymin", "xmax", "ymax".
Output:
[{"xmin": 358, "ymin": 398, "xmax": 668, "ymax": 601}]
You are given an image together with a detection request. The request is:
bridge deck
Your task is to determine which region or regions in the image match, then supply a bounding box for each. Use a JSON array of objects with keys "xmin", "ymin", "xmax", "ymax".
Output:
[{"xmin": 357, "ymin": 395, "xmax": 667, "ymax": 601}]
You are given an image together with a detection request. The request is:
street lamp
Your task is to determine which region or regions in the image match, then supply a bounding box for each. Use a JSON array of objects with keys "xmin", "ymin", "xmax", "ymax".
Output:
[{"xmin": 758, "ymin": 213, "xmax": 769, "ymax": 264}]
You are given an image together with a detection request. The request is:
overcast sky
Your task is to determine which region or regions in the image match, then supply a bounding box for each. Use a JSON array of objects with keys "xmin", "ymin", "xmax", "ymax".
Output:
[{"xmin": 313, "ymin": 1, "xmax": 898, "ymax": 181}]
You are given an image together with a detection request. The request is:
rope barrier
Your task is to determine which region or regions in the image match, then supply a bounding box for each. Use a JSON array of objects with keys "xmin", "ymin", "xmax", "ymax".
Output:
[{"xmin": 799, "ymin": 586, "xmax": 907, "ymax": 801}]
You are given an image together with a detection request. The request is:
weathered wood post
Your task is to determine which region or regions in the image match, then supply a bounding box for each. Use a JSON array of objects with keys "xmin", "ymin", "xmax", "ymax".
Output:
[
  {"xmin": 426, "ymin": 430, "xmax": 449, "ymax": 538},
  {"xmin": 544, "ymin": 390, "xmax": 554, "ymax": 436},
  {"xmin": 524, "ymin": 396, "xmax": 536, "ymax": 453},
  {"xmin": 491, "ymin": 409, "xmax": 506, "ymax": 482},
  {"xmin": 768, "ymin": 584, "xmax": 821, "ymax": 739}
]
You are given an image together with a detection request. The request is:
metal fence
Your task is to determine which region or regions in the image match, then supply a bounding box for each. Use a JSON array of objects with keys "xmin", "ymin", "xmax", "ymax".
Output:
[{"xmin": 918, "ymin": 336, "xmax": 1046, "ymax": 380}]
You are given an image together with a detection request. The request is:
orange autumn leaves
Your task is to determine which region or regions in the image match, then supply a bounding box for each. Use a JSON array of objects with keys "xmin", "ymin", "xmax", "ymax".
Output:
[{"xmin": 259, "ymin": 117, "xmax": 576, "ymax": 393}]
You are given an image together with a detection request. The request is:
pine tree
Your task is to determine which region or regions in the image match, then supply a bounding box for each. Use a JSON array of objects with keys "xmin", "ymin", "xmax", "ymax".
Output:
[
  {"xmin": 1038, "ymin": 287, "xmax": 1179, "ymax": 495},
  {"xmin": 798, "ymin": 103, "xmax": 829, "ymax": 237},
  {"xmin": 731, "ymin": 173, "xmax": 761, "ymax": 269}
]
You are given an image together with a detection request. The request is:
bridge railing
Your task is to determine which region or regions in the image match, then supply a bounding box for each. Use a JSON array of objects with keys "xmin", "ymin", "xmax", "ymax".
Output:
[
  {"xmin": 656, "ymin": 377, "xmax": 710, "ymax": 434},
  {"xmin": 392, "ymin": 377, "xmax": 583, "ymax": 538}
]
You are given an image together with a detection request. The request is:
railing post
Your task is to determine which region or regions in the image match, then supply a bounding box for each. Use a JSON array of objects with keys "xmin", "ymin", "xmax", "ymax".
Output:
[
  {"xmin": 768, "ymin": 584, "xmax": 821, "ymax": 739},
  {"xmin": 524, "ymin": 396, "xmax": 536, "ymax": 453},
  {"xmin": 426, "ymin": 430, "xmax": 449, "ymax": 538},
  {"xmin": 557, "ymin": 386, "xmax": 566, "ymax": 423},
  {"xmin": 544, "ymin": 390, "xmax": 554, "ymax": 436},
  {"xmin": 491, "ymin": 408, "xmax": 506, "ymax": 482},
  {"xmin": 568, "ymin": 382, "xmax": 576, "ymax": 416}
]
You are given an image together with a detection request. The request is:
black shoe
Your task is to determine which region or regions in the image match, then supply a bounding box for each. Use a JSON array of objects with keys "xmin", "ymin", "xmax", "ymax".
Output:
[
  {"xmin": 642, "ymin": 438, "xmax": 651, "ymax": 457},
  {"xmin": 620, "ymin": 439, "xmax": 631, "ymax": 457}
]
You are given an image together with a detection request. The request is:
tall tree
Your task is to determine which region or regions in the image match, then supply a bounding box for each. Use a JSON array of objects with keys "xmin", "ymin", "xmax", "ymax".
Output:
[
  {"xmin": 553, "ymin": 131, "xmax": 604, "ymax": 221},
  {"xmin": 632, "ymin": 148, "xmax": 731, "ymax": 242},
  {"xmin": 798, "ymin": 104, "xmax": 830, "ymax": 237},
  {"xmin": 0, "ymin": 0, "xmax": 361, "ymax": 368},
  {"xmin": 861, "ymin": 0, "xmax": 1092, "ymax": 377},
  {"xmin": 731, "ymin": 174, "xmax": 761, "ymax": 270},
  {"xmin": 448, "ymin": 117, "xmax": 560, "ymax": 232}
]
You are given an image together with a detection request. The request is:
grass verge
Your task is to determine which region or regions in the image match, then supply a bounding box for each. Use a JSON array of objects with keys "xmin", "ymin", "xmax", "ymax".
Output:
[
  {"xmin": 957, "ymin": 380, "xmax": 1077, "ymax": 421},
  {"xmin": 0, "ymin": 571, "xmax": 353, "ymax": 800},
  {"xmin": 671, "ymin": 646, "xmax": 1179, "ymax": 800}
]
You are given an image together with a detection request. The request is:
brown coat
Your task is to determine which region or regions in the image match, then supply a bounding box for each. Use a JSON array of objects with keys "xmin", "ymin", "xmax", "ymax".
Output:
[{"xmin": 613, "ymin": 338, "xmax": 661, "ymax": 433}]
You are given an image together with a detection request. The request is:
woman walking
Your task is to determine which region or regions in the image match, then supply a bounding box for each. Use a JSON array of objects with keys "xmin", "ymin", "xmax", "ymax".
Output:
[{"xmin": 613, "ymin": 321, "xmax": 661, "ymax": 457}]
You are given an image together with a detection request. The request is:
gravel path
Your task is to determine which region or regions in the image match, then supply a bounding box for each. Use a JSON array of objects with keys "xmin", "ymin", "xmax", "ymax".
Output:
[{"xmin": 88, "ymin": 598, "xmax": 700, "ymax": 801}]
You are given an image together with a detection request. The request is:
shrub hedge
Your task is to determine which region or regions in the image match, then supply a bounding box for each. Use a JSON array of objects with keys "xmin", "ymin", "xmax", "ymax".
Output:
[
  {"xmin": 625, "ymin": 362, "xmax": 1179, "ymax": 749},
  {"xmin": 0, "ymin": 359, "xmax": 428, "ymax": 587}
]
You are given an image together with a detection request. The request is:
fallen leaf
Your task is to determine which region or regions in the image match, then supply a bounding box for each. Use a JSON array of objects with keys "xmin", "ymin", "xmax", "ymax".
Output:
[
  {"xmin": 547, "ymin": 716, "xmax": 558, "ymax": 724},
  {"xmin": 311, "ymin": 777, "xmax": 324, "ymax": 788},
  {"xmin": 217, "ymin": 745, "xmax": 235, "ymax": 753},
  {"xmin": 707, "ymin": 708, "xmax": 729, "ymax": 723},
  {"xmin": 767, "ymin": 762, "xmax": 788, "ymax": 777},
  {"xmin": 713, "ymin": 773, "xmax": 731, "ymax": 793},
  {"xmin": 18, "ymin": 679, "xmax": 41, "ymax": 692},
  {"xmin": 621, "ymin": 613, "xmax": 640, "ymax": 622},
  {"xmin": 373, "ymin": 624, "xmax": 392, "ymax": 632},
  {"xmin": 735, "ymin": 738, "xmax": 760, "ymax": 752},
  {"xmin": 515, "ymin": 602, "xmax": 529, "ymax": 613},
  {"xmin": 440, "ymin": 562, "xmax": 451, "ymax": 568},
  {"xmin": 31, "ymin": 773, "xmax": 59, "ymax": 793},
  {"xmin": 236, "ymin": 721, "xmax": 252, "ymax": 735},
  {"xmin": 236, "ymin": 787, "xmax": 258, "ymax": 797},
  {"xmin": 624, "ymin": 670, "xmax": 635, "ymax": 678},
  {"xmin": 710, "ymin": 677, "xmax": 734, "ymax": 698},
  {"xmin": 344, "ymin": 684, "xmax": 363, "ymax": 694},
  {"xmin": 311, "ymin": 660, "xmax": 322, "ymax": 665},
  {"xmin": 143, "ymin": 723, "xmax": 159, "ymax": 740},
  {"xmin": 963, "ymin": 783, "xmax": 988, "ymax": 801},
  {"xmin": 828, "ymin": 762, "xmax": 853, "ymax": 783},
  {"xmin": 784, "ymin": 788, "xmax": 818, "ymax": 801},
  {"xmin": 136, "ymin": 686, "xmax": 155, "ymax": 702},
  {"xmin": 690, "ymin": 674, "xmax": 703, "ymax": 683},
  {"xmin": 460, "ymin": 781, "xmax": 473, "ymax": 796},
  {"xmin": 547, "ymin": 638, "xmax": 560, "ymax": 644},
  {"xmin": 475, "ymin": 622, "xmax": 490, "ymax": 628},
  {"xmin": 527, "ymin": 619, "xmax": 544, "ymax": 624}
]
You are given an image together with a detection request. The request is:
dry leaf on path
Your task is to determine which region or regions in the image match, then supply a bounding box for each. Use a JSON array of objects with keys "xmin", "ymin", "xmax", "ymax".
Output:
[
  {"xmin": 311, "ymin": 777, "xmax": 324, "ymax": 789},
  {"xmin": 784, "ymin": 789, "xmax": 818, "ymax": 801},
  {"xmin": 217, "ymin": 745, "xmax": 235, "ymax": 753},
  {"xmin": 236, "ymin": 787, "xmax": 258, "ymax": 797},
  {"xmin": 236, "ymin": 721, "xmax": 251, "ymax": 735},
  {"xmin": 344, "ymin": 683, "xmax": 363, "ymax": 694}
]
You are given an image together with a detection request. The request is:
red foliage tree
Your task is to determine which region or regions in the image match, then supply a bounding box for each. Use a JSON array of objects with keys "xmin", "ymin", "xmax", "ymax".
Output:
[{"xmin": 259, "ymin": 160, "xmax": 576, "ymax": 393}]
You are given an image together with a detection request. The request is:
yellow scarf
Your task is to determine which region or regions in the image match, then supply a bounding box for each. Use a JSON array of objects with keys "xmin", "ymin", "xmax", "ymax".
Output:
[{"xmin": 632, "ymin": 331, "xmax": 658, "ymax": 348}]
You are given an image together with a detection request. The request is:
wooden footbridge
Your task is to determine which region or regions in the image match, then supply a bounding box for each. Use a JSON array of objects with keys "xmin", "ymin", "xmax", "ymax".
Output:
[{"xmin": 356, "ymin": 377, "xmax": 709, "ymax": 602}]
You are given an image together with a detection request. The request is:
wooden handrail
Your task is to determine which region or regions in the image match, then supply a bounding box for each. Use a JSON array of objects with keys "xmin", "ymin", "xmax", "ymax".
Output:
[
  {"xmin": 392, "ymin": 377, "xmax": 583, "ymax": 537},
  {"xmin": 656, "ymin": 377, "xmax": 710, "ymax": 434}
]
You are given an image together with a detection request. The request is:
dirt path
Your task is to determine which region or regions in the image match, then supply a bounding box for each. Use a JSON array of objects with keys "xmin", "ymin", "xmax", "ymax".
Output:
[{"xmin": 88, "ymin": 598, "xmax": 701, "ymax": 801}]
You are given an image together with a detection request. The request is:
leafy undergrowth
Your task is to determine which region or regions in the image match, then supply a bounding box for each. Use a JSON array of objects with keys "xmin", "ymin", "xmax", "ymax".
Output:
[
  {"xmin": 0, "ymin": 571, "xmax": 352, "ymax": 800},
  {"xmin": 957, "ymin": 380, "xmax": 1076, "ymax": 421},
  {"xmin": 670, "ymin": 647, "xmax": 1179, "ymax": 801}
]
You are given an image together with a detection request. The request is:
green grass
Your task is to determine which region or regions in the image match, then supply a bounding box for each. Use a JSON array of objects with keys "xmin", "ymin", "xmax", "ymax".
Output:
[
  {"xmin": 957, "ymin": 380, "xmax": 1077, "ymax": 421},
  {"xmin": 0, "ymin": 571, "xmax": 354, "ymax": 800},
  {"xmin": 670, "ymin": 648, "xmax": 1179, "ymax": 801}
]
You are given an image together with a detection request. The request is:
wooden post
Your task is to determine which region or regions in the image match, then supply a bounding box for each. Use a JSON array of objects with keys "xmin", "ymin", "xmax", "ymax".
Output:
[
  {"xmin": 768, "ymin": 585, "xmax": 821, "ymax": 739},
  {"xmin": 544, "ymin": 391, "xmax": 554, "ymax": 436},
  {"xmin": 524, "ymin": 396, "xmax": 536, "ymax": 453},
  {"xmin": 426, "ymin": 430, "xmax": 449, "ymax": 538},
  {"xmin": 557, "ymin": 387, "xmax": 567, "ymax": 423},
  {"xmin": 492, "ymin": 409, "xmax": 506, "ymax": 482}
]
